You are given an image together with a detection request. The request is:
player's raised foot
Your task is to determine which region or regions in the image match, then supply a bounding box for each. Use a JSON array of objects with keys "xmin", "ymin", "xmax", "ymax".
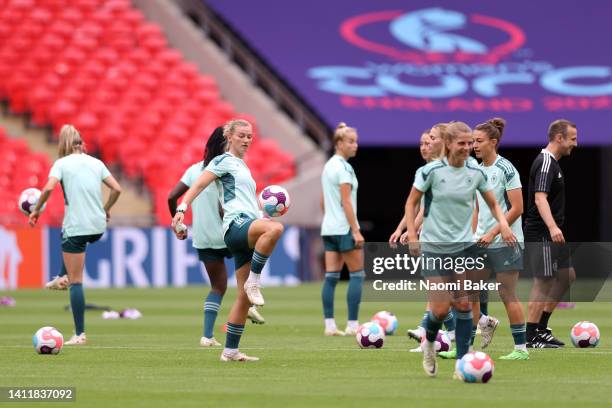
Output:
[
  {"xmin": 45, "ymin": 275, "xmax": 69, "ymax": 290},
  {"xmin": 65, "ymin": 333, "xmax": 87, "ymax": 345},
  {"xmin": 247, "ymin": 305, "xmax": 265, "ymax": 324},
  {"xmin": 324, "ymin": 328, "xmax": 346, "ymax": 337},
  {"xmin": 499, "ymin": 349, "xmax": 529, "ymax": 360},
  {"xmin": 540, "ymin": 328, "xmax": 565, "ymax": 347},
  {"xmin": 422, "ymin": 341, "xmax": 438, "ymax": 377},
  {"xmin": 438, "ymin": 349, "xmax": 457, "ymax": 359},
  {"xmin": 220, "ymin": 351, "xmax": 259, "ymax": 362},
  {"xmin": 479, "ymin": 315, "xmax": 500, "ymax": 349},
  {"xmin": 200, "ymin": 337, "xmax": 222, "ymax": 347},
  {"xmin": 244, "ymin": 280, "xmax": 264, "ymax": 306},
  {"xmin": 407, "ymin": 327, "xmax": 424, "ymax": 343},
  {"xmin": 409, "ymin": 345, "xmax": 423, "ymax": 353}
]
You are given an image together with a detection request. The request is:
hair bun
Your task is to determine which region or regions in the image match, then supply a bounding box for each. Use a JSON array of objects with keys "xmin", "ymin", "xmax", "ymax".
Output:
[
  {"xmin": 488, "ymin": 118, "xmax": 506, "ymax": 135},
  {"xmin": 336, "ymin": 122, "xmax": 347, "ymax": 130}
]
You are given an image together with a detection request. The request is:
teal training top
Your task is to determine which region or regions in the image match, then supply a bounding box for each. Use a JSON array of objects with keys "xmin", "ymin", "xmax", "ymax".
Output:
[
  {"xmin": 321, "ymin": 155, "xmax": 359, "ymax": 236},
  {"xmin": 49, "ymin": 153, "xmax": 111, "ymax": 237},
  {"xmin": 474, "ymin": 154, "xmax": 524, "ymax": 247},
  {"xmin": 413, "ymin": 157, "xmax": 490, "ymax": 253},
  {"xmin": 180, "ymin": 161, "xmax": 226, "ymax": 249},
  {"xmin": 205, "ymin": 152, "xmax": 259, "ymax": 235}
]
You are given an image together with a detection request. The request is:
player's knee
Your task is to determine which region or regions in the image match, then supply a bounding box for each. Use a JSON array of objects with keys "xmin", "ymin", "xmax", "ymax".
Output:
[
  {"xmin": 430, "ymin": 304, "xmax": 449, "ymax": 319},
  {"xmin": 267, "ymin": 222, "xmax": 284, "ymax": 239}
]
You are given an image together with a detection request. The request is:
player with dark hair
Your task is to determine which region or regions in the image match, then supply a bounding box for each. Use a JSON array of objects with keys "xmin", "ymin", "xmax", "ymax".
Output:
[
  {"xmin": 525, "ymin": 119, "xmax": 578, "ymax": 348},
  {"xmin": 472, "ymin": 118, "xmax": 528, "ymax": 360}
]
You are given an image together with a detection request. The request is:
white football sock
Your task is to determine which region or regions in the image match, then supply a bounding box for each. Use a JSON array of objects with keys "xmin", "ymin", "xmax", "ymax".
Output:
[
  {"xmin": 324, "ymin": 318, "xmax": 337, "ymax": 331},
  {"xmin": 346, "ymin": 320, "xmax": 359, "ymax": 330},
  {"xmin": 247, "ymin": 272, "xmax": 260, "ymax": 283},
  {"xmin": 515, "ymin": 344, "xmax": 528, "ymax": 352}
]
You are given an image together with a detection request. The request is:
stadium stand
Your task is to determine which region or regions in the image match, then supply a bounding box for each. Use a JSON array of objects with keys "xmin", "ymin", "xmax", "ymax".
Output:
[{"xmin": 0, "ymin": 0, "xmax": 297, "ymax": 225}]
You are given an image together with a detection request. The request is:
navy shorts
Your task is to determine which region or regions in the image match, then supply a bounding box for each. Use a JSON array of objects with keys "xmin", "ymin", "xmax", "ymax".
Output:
[
  {"xmin": 197, "ymin": 248, "xmax": 233, "ymax": 263},
  {"xmin": 61, "ymin": 233, "xmax": 103, "ymax": 253},
  {"xmin": 322, "ymin": 231, "xmax": 356, "ymax": 253},
  {"xmin": 224, "ymin": 214, "xmax": 256, "ymax": 269},
  {"xmin": 475, "ymin": 245, "xmax": 524, "ymax": 273}
]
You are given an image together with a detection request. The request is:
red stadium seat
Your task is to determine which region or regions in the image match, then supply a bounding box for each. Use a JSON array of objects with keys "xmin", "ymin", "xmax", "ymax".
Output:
[{"xmin": 0, "ymin": 0, "xmax": 297, "ymax": 225}]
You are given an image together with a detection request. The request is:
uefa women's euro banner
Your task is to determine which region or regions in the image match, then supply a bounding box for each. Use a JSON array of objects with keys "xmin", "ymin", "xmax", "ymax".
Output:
[
  {"xmin": 0, "ymin": 226, "xmax": 301, "ymax": 289},
  {"xmin": 206, "ymin": 0, "xmax": 612, "ymax": 146}
]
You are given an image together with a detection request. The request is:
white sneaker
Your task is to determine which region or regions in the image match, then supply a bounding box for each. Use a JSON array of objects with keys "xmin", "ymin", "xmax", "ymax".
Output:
[
  {"xmin": 200, "ymin": 337, "xmax": 221, "ymax": 347},
  {"xmin": 422, "ymin": 341, "xmax": 438, "ymax": 377},
  {"xmin": 409, "ymin": 345, "xmax": 423, "ymax": 353},
  {"xmin": 65, "ymin": 333, "xmax": 87, "ymax": 345},
  {"xmin": 45, "ymin": 275, "xmax": 69, "ymax": 290},
  {"xmin": 247, "ymin": 305, "xmax": 265, "ymax": 324},
  {"xmin": 324, "ymin": 328, "xmax": 346, "ymax": 336},
  {"xmin": 220, "ymin": 351, "xmax": 259, "ymax": 362},
  {"xmin": 244, "ymin": 280, "xmax": 264, "ymax": 306},
  {"xmin": 479, "ymin": 315, "xmax": 500, "ymax": 349},
  {"xmin": 344, "ymin": 326, "xmax": 358, "ymax": 336}
]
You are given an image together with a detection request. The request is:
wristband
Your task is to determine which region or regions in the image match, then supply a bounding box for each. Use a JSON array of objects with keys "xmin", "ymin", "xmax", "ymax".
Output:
[{"xmin": 176, "ymin": 203, "xmax": 188, "ymax": 213}]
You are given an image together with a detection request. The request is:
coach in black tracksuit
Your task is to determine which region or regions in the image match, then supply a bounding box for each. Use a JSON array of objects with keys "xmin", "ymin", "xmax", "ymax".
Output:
[{"xmin": 524, "ymin": 119, "xmax": 578, "ymax": 348}]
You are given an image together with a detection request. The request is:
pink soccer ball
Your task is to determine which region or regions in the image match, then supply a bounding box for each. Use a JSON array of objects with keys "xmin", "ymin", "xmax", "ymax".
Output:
[
  {"xmin": 421, "ymin": 330, "xmax": 451, "ymax": 353},
  {"xmin": 455, "ymin": 351, "xmax": 494, "ymax": 383},
  {"xmin": 355, "ymin": 322, "xmax": 385, "ymax": 349},
  {"xmin": 259, "ymin": 185, "xmax": 290, "ymax": 217},
  {"xmin": 571, "ymin": 321, "xmax": 600, "ymax": 348},
  {"xmin": 371, "ymin": 311, "xmax": 399, "ymax": 335},
  {"xmin": 33, "ymin": 326, "xmax": 63, "ymax": 355},
  {"xmin": 18, "ymin": 187, "xmax": 45, "ymax": 215}
]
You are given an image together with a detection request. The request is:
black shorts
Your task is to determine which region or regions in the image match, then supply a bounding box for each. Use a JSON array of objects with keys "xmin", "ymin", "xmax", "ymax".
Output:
[{"xmin": 524, "ymin": 230, "xmax": 572, "ymax": 278}]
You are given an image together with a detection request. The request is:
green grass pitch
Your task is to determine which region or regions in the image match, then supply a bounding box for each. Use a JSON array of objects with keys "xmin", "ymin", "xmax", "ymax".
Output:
[{"xmin": 1, "ymin": 284, "xmax": 611, "ymax": 408}]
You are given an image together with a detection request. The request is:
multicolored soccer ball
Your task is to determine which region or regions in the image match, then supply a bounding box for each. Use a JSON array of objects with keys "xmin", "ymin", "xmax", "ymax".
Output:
[
  {"xmin": 355, "ymin": 322, "xmax": 385, "ymax": 349},
  {"xmin": 259, "ymin": 185, "xmax": 290, "ymax": 217},
  {"xmin": 455, "ymin": 351, "xmax": 494, "ymax": 383},
  {"xmin": 421, "ymin": 330, "xmax": 451, "ymax": 353},
  {"xmin": 571, "ymin": 321, "xmax": 600, "ymax": 348},
  {"xmin": 33, "ymin": 326, "xmax": 63, "ymax": 355},
  {"xmin": 371, "ymin": 311, "xmax": 399, "ymax": 335},
  {"xmin": 18, "ymin": 187, "xmax": 45, "ymax": 215}
]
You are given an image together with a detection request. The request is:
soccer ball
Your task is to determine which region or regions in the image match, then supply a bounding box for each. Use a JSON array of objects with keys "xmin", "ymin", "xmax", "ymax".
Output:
[
  {"xmin": 33, "ymin": 326, "xmax": 63, "ymax": 355},
  {"xmin": 259, "ymin": 185, "xmax": 290, "ymax": 217},
  {"xmin": 355, "ymin": 322, "xmax": 385, "ymax": 349},
  {"xmin": 571, "ymin": 321, "xmax": 600, "ymax": 348},
  {"xmin": 455, "ymin": 351, "xmax": 494, "ymax": 383},
  {"xmin": 371, "ymin": 311, "xmax": 399, "ymax": 335},
  {"xmin": 421, "ymin": 330, "xmax": 451, "ymax": 352},
  {"xmin": 18, "ymin": 187, "xmax": 45, "ymax": 215}
]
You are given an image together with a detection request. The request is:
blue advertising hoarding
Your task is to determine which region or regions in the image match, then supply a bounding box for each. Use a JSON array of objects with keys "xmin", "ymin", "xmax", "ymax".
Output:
[
  {"xmin": 206, "ymin": 0, "xmax": 612, "ymax": 145},
  {"xmin": 47, "ymin": 227, "xmax": 302, "ymax": 288}
]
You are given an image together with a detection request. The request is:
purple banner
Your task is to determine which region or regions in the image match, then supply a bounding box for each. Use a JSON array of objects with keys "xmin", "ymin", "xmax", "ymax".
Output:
[{"xmin": 206, "ymin": 0, "xmax": 612, "ymax": 146}]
